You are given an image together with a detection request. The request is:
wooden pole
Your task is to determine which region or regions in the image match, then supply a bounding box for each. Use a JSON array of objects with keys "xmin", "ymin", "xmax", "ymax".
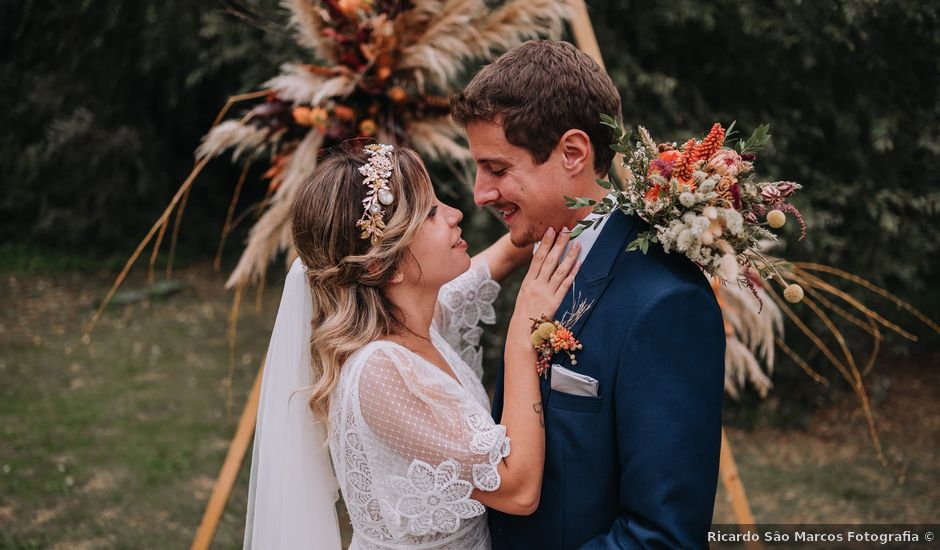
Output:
[
  {"xmin": 569, "ymin": 0, "xmax": 606, "ymax": 70},
  {"xmin": 568, "ymin": 0, "xmax": 628, "ymax": 184},
  {"xmin": 720, "ymin": 428, "xmax": 762, "ymax": 549},
  {"xmin": 191, "ymin": 363, "xmax": 264, "ymax": 550},
  {"xmin": 568, "ymin": 0, "xmax": 760, "ymax": 540}
]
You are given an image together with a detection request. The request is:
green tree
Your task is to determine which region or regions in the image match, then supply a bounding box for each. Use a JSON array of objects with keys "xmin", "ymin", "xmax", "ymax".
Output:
[
  {"xmin": 590, "ymin": 0, "xmax": 940, "ymax": 318},
  {"xmin": 0, "ymin": 0, "xmax": 300, "ymax": 255},
  {"xmin": 2, "ymin": 0, "xmax": 936, "ymax": 340}
]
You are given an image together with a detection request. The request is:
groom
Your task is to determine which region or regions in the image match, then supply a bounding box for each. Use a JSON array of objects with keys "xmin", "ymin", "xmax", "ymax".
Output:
[{"xmin": 452, "ymin": 40, "xmax": 726, "ymax": 548}]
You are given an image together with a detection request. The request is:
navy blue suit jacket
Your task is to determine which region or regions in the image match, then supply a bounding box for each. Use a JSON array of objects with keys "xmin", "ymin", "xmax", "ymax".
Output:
[{"xmin": 489, "ymin": 211, "xmax": 725, "ymax": 549}]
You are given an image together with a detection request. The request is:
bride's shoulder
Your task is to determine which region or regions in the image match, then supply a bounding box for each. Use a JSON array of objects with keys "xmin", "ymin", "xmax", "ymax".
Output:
[
  {"xmin": 335, "ymin": 341, "xmax": 394, "ymax": 394},
  {"xmin": 337, "ymin": 341, "xmax": 430, "ymax": 402},
  {"xmin": 341, "ymin": 340, "xmax": 410, "ymax": 375},
  {"xmin": 346, "ymin": 339, "xmax": 402, "ymax": 359}
]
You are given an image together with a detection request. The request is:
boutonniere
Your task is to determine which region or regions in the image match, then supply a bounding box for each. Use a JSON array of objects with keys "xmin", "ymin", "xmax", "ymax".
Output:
[{"xmin": 529, "ymin": 296, "xmax": 592, "ymax": 378}]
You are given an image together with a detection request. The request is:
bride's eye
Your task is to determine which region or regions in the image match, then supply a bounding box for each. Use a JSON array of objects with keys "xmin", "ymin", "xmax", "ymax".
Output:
[{"xmin": 428, "ymin": 205, "xmax": 438, "ymax": 218}]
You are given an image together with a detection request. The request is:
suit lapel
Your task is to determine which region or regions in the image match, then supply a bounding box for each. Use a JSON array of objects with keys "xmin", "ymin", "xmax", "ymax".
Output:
[
  {"xmin": 540, "ymin": 212, "xmax": 637, "ymax": 396},
  {"xmin": 553, "ymin": 210, "xmax": 637, "ymax": 338},
  {"xmin": 528, "ymin": 210, "xmax": 638, "ymax": 404}
]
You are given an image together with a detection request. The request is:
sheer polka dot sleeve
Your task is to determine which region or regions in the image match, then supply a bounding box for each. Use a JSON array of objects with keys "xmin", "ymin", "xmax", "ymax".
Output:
[{"xmin": 354, "ymin": 345, "xmax": 510, "ymax": 536}]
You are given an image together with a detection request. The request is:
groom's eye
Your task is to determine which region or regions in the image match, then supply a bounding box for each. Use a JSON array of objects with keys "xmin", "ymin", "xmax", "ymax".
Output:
[{"xmin": 489, "ymin": 167, "xmax": 507, "ymax": 177}]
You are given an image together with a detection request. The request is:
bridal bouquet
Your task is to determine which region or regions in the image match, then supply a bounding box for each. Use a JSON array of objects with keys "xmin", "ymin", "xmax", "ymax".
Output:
[{"xmin": 569, "ymin": 118, "xmax": 806, "ymax": 303}]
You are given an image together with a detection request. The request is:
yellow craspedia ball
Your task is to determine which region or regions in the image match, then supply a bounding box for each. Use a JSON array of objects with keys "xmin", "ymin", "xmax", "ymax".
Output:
[
  {"xmin": 536, "ymin": 322, "xmax": 557, "ymax": 339},
  {"xmin": 783, "ymin": 283, "xmax": 804, "ymax": 303},
  {"xmin": 531, "ymin": 331, "xmax": 544, "ymax": 347},
  {"xmin": 767, "ymin": 209, "xmax": 786, "ymax": 229}
]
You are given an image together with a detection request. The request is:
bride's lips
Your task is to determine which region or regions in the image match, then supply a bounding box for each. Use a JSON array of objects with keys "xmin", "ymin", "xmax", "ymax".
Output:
[{"xmin": 452, "ymin": 229, "xmax": 467, "ymax": 249}]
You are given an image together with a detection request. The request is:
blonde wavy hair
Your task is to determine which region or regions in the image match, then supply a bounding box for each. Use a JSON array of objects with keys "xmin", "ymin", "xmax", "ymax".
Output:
[{"xmin": 290, "ymin": 143, "xmax": 436, "ymax": 422}]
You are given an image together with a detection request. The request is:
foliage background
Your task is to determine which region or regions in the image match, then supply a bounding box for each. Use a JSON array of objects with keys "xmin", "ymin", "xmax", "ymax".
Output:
[
  {"xmin": 594, "ymin": 0, "xmax": 940, "ymax": 317},
  {"xmin": 4, "ymin": 0, "xmax": 938, "ymax": 311},
  {"xmin": 4, "ymin": 0, "xmax": 938, "ymax": 397}
]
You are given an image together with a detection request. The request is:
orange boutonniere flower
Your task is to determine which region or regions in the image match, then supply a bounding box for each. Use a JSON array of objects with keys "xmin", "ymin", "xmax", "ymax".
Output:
[{"xmin": 530, "ymin": 316, "xmax": 584, "ymax": 377}]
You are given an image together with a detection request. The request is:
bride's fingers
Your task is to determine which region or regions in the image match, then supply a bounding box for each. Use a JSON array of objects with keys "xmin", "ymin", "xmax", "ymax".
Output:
[
  {"xmin": 527, "ymin": 227, "xmax": 556, "ymax": 280},
  {"xmin": 538, "ymin": 229, "xmax": 571, "ymax": 281},
  {"xmin": 554, "ymin": 263, "xmax": 581, "ymax": 300},
  {"xmin": 549, "ymin": 240, "xmax": 580, "ymax": 289}
]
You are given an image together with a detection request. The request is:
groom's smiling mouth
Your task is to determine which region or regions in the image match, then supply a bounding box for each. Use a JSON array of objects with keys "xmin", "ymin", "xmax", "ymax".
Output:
[{"xmin": 494, "ymin": 203, "xmax": 519, "ymax": 223}]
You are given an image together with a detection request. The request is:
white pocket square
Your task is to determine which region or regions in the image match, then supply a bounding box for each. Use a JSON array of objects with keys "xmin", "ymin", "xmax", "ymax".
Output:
[{"xmin": 550, "ymin": 365, "xmax": 599, "ymax": 397}]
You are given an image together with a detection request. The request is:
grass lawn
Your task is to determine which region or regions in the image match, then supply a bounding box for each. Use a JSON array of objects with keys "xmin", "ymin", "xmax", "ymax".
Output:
[{"xmin": 1, "ymin": 261, "xmax": 937, "ymax": 548}]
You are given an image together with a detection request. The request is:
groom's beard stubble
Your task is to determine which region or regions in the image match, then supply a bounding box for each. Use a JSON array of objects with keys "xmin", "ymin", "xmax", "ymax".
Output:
[
  {"xmin": 491, "ymin": 201, "xmax": 541, "ymax": 248},
  {"xmin": 510, "ymin": 224, "xmax": 542, "ymax": 249}
]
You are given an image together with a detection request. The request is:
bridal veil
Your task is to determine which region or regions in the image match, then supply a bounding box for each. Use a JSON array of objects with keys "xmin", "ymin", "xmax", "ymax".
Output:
[{"xmin": 243, "ymin": 257, "xmax": 343, "ymax": 549}]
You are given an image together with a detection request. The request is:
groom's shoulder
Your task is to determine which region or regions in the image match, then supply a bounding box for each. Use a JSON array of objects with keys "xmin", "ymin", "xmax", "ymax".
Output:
[
  {"xmin": 611, "ymin": 217, "xmax": 714, "ymax": 293},
  {"xmin": 596, "ymin": 219, "xmax": 718, "ymax": 325}
]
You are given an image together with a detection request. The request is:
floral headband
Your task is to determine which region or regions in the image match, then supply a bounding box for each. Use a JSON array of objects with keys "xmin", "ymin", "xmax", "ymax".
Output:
[{"xmin": 356, "ymin": 143, "xmax": 396, "ymax": 244}]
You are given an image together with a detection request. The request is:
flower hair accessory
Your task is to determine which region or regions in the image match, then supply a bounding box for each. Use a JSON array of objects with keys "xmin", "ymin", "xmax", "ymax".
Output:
[{"xmin": 357, "ymin": 143, "xmax": 396, "ymax": 244}]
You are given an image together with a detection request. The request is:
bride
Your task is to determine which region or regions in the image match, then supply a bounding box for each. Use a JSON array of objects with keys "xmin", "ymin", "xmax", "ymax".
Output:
[{"xmin": 243, "ymin": 143, "xmax": 580, "ymax": 549}]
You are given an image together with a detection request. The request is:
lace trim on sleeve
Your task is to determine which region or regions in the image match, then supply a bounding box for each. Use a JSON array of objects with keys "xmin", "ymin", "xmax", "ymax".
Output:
[
  {"xmin": 385, "ymin": 460, "xmax": 485, "ymax": 536},
  {"xmin": 434, "ymin": 262, "xmax": 501, "ymax": 379},
  {"xmin": 465, "ymin": 413, "xmax": 510, "ymax": 491},
  {"xmin": 383, "ymin": 412, "xmax": 510, "ymax": 536},
  {"xmin": 440, "ymin": 262, "xmax": 500, "ymax": 328}
]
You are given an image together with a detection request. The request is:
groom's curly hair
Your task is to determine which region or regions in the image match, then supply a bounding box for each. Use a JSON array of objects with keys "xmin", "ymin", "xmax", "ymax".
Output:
[{"xmin": 451, "ymin": 40, "xmax": 622, "ymax": 175}]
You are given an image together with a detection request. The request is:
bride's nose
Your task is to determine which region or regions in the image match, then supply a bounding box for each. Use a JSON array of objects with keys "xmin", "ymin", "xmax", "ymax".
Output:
[{"xmin": 445, "ymin": 204, "xmax": 463, "ymax": 226}]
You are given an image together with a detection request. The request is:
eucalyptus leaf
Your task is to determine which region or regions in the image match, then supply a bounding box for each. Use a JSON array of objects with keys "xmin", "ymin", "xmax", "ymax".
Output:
[{"xmin": 599, "ymin": 113, "xmax": 619, "ymax": 129}]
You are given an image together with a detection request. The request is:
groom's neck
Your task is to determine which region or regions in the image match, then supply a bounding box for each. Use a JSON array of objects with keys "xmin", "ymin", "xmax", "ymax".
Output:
[{"xmin": 567, "ymin": 175, "xmax": 611, "ymax": 227}]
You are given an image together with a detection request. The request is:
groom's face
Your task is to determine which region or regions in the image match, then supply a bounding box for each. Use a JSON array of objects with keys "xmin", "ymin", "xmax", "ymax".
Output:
[{"xmin": 466, "ymin": 121, "xmax": 574, "ymax": 247}]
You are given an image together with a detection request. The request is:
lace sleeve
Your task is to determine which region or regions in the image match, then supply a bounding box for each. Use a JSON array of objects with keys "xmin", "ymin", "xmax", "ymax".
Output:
[
  {"xmin": 433, "ymin": 261, "xmax": 501, "ymax": 379},
  {"xmin": 356, "ymin": 346, "xmax": 510, "ymax": 537}
]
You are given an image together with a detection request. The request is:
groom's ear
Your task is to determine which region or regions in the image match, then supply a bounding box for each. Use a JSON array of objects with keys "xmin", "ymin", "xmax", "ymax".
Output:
[{"xmin": 558, "ymin": 129, "xmax": 592, "ymax": 176}]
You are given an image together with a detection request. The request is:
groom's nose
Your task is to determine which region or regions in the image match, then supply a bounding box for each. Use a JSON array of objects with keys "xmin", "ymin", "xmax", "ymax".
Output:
[{"xmin": 473, "ymin": 176, "xmax": 499, "ymax": 206}]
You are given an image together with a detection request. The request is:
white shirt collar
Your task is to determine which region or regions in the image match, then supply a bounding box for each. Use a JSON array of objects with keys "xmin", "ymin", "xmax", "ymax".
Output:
[
  {"xmin": 570, "ymin": 208, "xmax": 612, "ymax": 264},
  {"xmin": 533, "ymin": 195, "xmax": 615, "ymax": 265}
]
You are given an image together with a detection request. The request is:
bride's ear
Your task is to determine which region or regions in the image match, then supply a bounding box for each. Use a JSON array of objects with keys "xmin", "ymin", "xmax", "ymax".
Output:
[
  {"xmin": 365, "ymin": 260, "xmax": 386, "ymax": 279},
  {"xmin": 366, "ymin": 259, "xmax": 405, "ymax": 284},
  {"xmin": 559, "ymin": 129, "xmax": 591, "ymax": 176}
]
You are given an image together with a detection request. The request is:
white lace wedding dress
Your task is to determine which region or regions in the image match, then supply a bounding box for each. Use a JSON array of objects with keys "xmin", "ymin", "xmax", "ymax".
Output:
[{"xmin": 329, "ymin": 262, "xmax": 509, "ymax": 550}]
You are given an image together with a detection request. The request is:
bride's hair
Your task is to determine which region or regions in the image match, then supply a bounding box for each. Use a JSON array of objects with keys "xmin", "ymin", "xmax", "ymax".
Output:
[{"xmin": 291, "ymin": 143, "xmax": 435, "ymax": 422}]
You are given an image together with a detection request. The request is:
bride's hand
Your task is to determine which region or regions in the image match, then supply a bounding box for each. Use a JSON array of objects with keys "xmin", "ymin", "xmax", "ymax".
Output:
[{"xmin": 511, "ymin": 227, "xmax": 580, "ymax": 328}]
